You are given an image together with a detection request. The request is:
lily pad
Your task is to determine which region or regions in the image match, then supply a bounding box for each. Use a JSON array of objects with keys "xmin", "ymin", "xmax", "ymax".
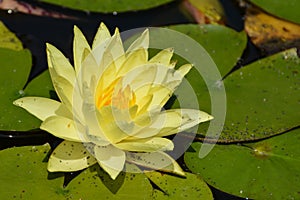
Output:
[
  {"xmin": 0, "ymin": 21, "xmax": 23, "ymax": 51},
  {"xmin": 207, "ymin": 48, "xmax": 300, "ymax": 142},
  {"xmin": 249, "ymin": 0, "xmax": 300, "ymax": 24},
  {"xmin": 169, "ymin": 24, "xmax": 247, "ymax": 77},
  {"xmin": 0, "ymin": 142, "xmax": 213, "ymax": 200},
  {"xmin": 39, "ymin": 0, "xmax": 174, "ymax": 13},
  {"xmin": 0, "ymin": 144, "xmax": 154, "ymax": 199},
  {"xmin": 0, "ymin": 48, "xmax": 54, "ymax": 131},
  {"xmin": 146, "ymin": 171, "xmax": 213, "ymax": 199},
  {"xmin": 184, "ymin": 128, "xmax": 300, "ymax": 199}
]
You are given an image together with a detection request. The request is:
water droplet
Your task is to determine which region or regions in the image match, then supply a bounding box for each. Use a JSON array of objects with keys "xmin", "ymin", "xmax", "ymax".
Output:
[
  {"xmin": 113, "ymin": 11, "xmax": 118, "ymax": 15},
  {"xmin": 18, "ymin": 90, "xmax": 25, "ymax": 96},
  {"xmin": 7, "ymin": 9, "xmax": 13, "ymax": 14},
  {"xmin": 240, "ymin": 190, "xmax": 243, "ymax": 194},
  {"xmin": 263, "ymin": 98, "xmax": 267, "ymax": 102}
]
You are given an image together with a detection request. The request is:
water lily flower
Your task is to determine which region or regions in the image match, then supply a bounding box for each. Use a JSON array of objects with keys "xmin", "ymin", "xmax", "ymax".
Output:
[{"xmin": 14, "ymin": 23, "xmax": 213, "ymax": 180}]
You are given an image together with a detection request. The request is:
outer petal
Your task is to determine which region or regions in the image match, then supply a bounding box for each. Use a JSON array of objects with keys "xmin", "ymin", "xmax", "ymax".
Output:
[
  {"xmin": 94, "ymin": 144, "xmax": 126, "ymax": 180},
  {"xmin": 115, "ymin": 137, "xmax": 174, "ymax": 152},
  {"xmin": 13, "ymin": 97, "xmax": 70, "ymax": 121},
  {"xmin": 47, "ymin": 141, "xmax": 97, "ymax": 172},
  {"xmin": 132, "ymin": 109, "xmax": 213, "ymax": 139},
  {"xmin": 156, "ymin": 109, "xmax": 213, "ymax": 137},
  {"xmin": 40, "ymin": 115, "xmax": 88, "ymax": 142},
  {"xmin": 46, "ymin": 43, "xmax": 76, "ymax": 85},
  {"xmin": 46, "ymin": 45, "xmax": 75, "ymax": 110},
  {"xmin": 149, "ymin": 48, "xmax": 174, "ymax": 65},
  {"xmin": 92, "ymin": 22, "xmax": 111, "ymax": 50},
  {"xmin": 73, "ymin": 26, "xmax": 91, "ymax": 75},
  {"xmin": 126, "ymin": 151, "xmax": 185, "ymax": 176},
  {"xmin": 126, "ymin": 29, "xmax": 149, "ymax": 54}
]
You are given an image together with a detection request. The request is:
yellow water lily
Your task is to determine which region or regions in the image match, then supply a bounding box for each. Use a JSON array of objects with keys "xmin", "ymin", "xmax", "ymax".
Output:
[{"xmin": 14, "ymin": 23, "xmax": 213, "ymax": 180}]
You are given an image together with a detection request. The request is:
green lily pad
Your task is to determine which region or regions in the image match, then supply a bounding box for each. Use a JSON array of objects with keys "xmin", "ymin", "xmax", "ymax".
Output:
[
  {"xmin": 204, "ymin": 48, "xmax": 300, "ymax": 142},
  {"xmin": 184, "ymin": 128, "xmax": 300, "ymax": 199},
  {"xmin": 0, "ymin": 48, "xmax": 54, "ymax": 131},
  {"xmin": 249, "ymin": 0, "xmax": 300, "ymax": 24},
  {"xmin": 169, "ymin": 24, "xmax": 247, "ymax": 77},
  {"xmin": 24, "ymin": 70, "xmax": 54, "ymax": 98},
  {"xmin": 39, "ymin": 0, "xmax": 174, "ymax": 13},
  {"xmin": 146, "ymin": 171, "xmax": 213, "ymax": 199},
  {"xmin": 0, "ymin": 21, "xmax": 23, "ymax": 51},
  {"xmin": 1, "ymin": 144, "xmax": 215, "ymax": 199},
  {"xmin": 0, "ymin": 144, "xmax": 155, "ymax": 199}
]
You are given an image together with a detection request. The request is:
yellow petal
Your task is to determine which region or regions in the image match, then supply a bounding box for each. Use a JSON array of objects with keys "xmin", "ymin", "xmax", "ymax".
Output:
[
  {"xmin": 81, "ymin": 85, "xmax": 110, "ymax": 146},
  {"xmin": 50, "ymin": 74, "xmax": 73, "ymax": 110},
  {"xmin": 47, "ymin": 141, "xmax": 97, "ymax": 172},
  {"xmin": 117, "ymin": 48, "xmax": 148, "ymax": 76},
  {"xmin": 177, "ymin": 63, "xmax": 193, "ymax": 77},
  {"xmin": 96, "ymin": 53, "xmax": 117, "ymax": 92},
  {"xmin": 156, "ymin": 109, "xmax": 213, "ymax": 137},
  {"xmin": 46, "ymin": 43, "xmax": 76, "ymax": 85},
  {"xmin": 149, "ymin": 48, "xmax": 174, "ymax": 65},
  {"xmin": 126, "ymin": 151, "xmax": 185, "ymax": 176},
  {"xmin": 103, "ymin": 28, "xmax": 125, "ymax": 70},
  {"xmin": 92, "ymin": 22, "xmax": 111, "ymax": 50},
  {"xmin": 96, "ymin": 106, "xmax": 133, "ymax": 143},
  {"xmin": 40, "ymin": 116, "xmax": 88, "ymax": 142},
  {"xmin": 13, "ymin": 97, "xmax": 70, "ymax": 121},
  {"xmin": 80, "ymin": 48, "xmax": 99, "ymax": 88},
  {"xmin": 94, "ymin": 144, "xmax": 126, "ymax": 180},
  {"xmin": 73, "ymin": 26, "xmax": 91, "ymax": 75},
  {"xmin": 132, "ymin": 110, "xmax": 180, "ymax": 139},
  {"xmin": 126, "ymin": 29, "xmax": 149, "ymax": 54},
  {"xmin": 115, "ymin": 137, "xmax": 174, "ymax": 152}
]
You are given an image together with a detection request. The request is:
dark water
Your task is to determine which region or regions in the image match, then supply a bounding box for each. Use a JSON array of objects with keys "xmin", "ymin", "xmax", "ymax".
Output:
[{"xmin": 0, "ymin": 0, "xmax": 256, "ymax": 199}]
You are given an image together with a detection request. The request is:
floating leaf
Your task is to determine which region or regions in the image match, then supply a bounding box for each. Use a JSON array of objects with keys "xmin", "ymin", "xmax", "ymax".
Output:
[
  {"xmin": 0, "ymin": 144, "xmax": 155, "ymax": 199},
  {"xmin": 0, "ymin": 48, "xmax": 54, "ymax": 131},
  {"xmin": 0, "ymin": 142, "xmax": 213, "ymax": 199},
  {"xmin": 209, "ymin": 48, "xmax": 300, "ymax": 142},
  {"xmin": 146, "ymin": 171, "xmax": 213, "ymax": 199},
  {"xmin": 245, "ymin": 6, "xmax": 300, "ymax": 55},
  {"xmin": 169, "ymin": 24, "xmax": 247, "ymax": 77},
  {"xmin": 0, "ymin": 21, "xmax": 23, "ymax": 50},
  {"xmin": 24, "ymin": 70, "xmax": 54, "ymax": 98},
  {"xmin": 249, "ymin": 0, "xmax": 300, "ymax": 24},
  {"xmin": 184, "ymin": 128, "xmax": 300, "ymax": 199},
  {"xmin": 39, "ymin": 0, "xmax": 174, "ymax": 13}
]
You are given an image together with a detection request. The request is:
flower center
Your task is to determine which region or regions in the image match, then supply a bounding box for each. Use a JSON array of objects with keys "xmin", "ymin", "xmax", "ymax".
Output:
[{"xmin": 95, "ymin": 78, "xmax": 136, "ymax": 110}]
